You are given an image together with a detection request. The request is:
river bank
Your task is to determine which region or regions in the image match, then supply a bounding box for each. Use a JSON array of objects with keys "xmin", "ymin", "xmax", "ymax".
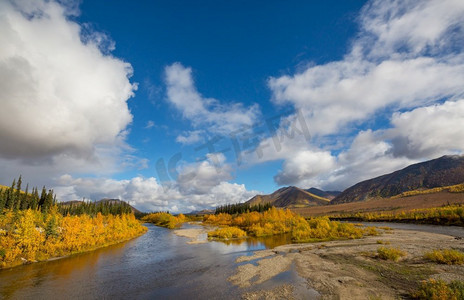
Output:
[{"xmin": 230, "ymin": 228, "xmax": 464, "ymax": 299}]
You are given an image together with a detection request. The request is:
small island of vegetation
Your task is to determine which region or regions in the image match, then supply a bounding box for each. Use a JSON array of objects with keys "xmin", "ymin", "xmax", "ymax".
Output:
[{"xmin": 143, "ymin": 203, "xmax": 378, "ymax": 243}]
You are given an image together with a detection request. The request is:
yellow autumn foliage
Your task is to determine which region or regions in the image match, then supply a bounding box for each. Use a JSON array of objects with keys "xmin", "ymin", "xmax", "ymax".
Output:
[
  {"xmin": 336, "ymin": 205, "xmax": 464, "ymax": 225},
  {"xmin": 142, "ymin": 212, "xmax": 186, "ymax": 229},
  {"xmin": 207, "ymin": 226, "xmax": 247, "ymax": 240},
  {"xmin": 203, "ymin": 207, "xmax": 374, "ymax": 242},
  {"xmin": 0, "ymin": 208, "xmax": 147, "ymax": 269}
]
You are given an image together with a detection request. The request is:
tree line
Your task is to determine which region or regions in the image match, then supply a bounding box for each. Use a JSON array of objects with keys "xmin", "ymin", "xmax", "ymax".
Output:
[
  {"xmin": 215, "ymin": 202, "xmax": 273, "ymax": 214},
  {"xmin": 0, "ymin": 176, "xmax": 56, "ymax": 213},
  {"xmin": 0, "ymin": 176, "xmax": 134, "ymax": 216}
]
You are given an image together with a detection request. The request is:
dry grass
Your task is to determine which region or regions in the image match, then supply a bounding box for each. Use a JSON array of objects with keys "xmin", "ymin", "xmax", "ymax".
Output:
[
  {"xmin": 424, "ymin": 249, "xmax": 464, "ymax": 265},
  {"xmin": 377, "ymin": 246, "xmax": 407, "ymax": 261},
  {"xmin": 292, "ymin": 190, "xmax": 464, "ymax": 218}
]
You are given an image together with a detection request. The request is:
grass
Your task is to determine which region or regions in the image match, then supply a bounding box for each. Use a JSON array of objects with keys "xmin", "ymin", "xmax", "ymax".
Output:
[
  {"xmin": 324, "ymin": 253, "xmax": 435, "ymax": 296},
  {"xmin": 207, "ymin": 226, "xmax": 247, "ymax": 240},
  {"xmin": 376, "ymin": 240, "xmax": 391, "ymax": 245},
  {"xmin": 391, "ymin": 183, "xmax": 464, "ymax": 199},
  {"xmin": 377, "ymin": 247, "xmax": 407, "ymax": 262},
  {"xmin": 413, "ymin": 279, "xmax": 464, "ymax": 299},
  {"xmin": 424, "ymin": 249, "xmax": 464, "ymax": 265},
  {"xmin": 378, "ymin": 226, "xmax": 393, "ymax": 231}
]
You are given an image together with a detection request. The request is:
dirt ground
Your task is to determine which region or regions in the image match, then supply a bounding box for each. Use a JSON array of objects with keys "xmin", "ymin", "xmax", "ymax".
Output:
[{"xmin": 229, "ymin": 228, "xmax": 464, "ymax": 299}]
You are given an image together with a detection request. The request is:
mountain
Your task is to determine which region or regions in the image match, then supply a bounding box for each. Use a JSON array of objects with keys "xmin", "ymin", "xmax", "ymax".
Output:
[
  {"xmin": 305, "ymin": 188, "xmax": 341, "ymax": 200},
  {"xmin": 246, "ymin": 186, "xmax": 330, "ymax": 208},
  {"xmin": 332, "ymin": 155, "xmax": 464, "ymax": 204}
]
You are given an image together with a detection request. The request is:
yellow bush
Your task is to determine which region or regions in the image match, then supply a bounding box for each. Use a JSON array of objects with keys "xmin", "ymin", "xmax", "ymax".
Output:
[
  {"xmin": 202, "ymin": 208, "xmax": 375, "ymax": 243},
  {"xmin": 0, "ymin": 209, "xmax": 147, "ymax": 269},
  {"xmin": 448, "ymin": 184, "xmax": 464, "ymax": 193},
  {"xmin": 425, "ymin": 249, "xmax": 464, "ymax": 265},
  {"xmin": 207, "ymin": 226, "xmax": 247, "ymax": 240},
  {"xmin": 142, "ymin": 212, "xmax": 186, "ymax": 229},
  {"xmin": 377, "ymin": 246, "xmax": 406, "ymax": 261},
  {"xmin": 413, "ymin": 279, "xmax": 464, "ymax": 300}
]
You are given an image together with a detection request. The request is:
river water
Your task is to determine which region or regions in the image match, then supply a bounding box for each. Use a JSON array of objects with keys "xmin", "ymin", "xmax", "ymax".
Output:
[
  {"xmin": 1, "ymin": 222, "xmax": 463, "ymax": 299},
  {"xmin": 0, "ymin": 223, "xmax": 297, "ymax": 300}
]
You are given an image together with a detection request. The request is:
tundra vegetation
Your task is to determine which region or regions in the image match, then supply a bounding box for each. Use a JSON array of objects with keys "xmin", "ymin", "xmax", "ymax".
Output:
[
  {"xmin": 333, "ymin": 205, "xmax": 464, "ymax": 226},
  {"xmin": 143, "ymin": 205, "xmax": 378, "ymax": 243},
  {"xmin": 424, "ymin": 249, "xmax": 464, "ymax": 265}
]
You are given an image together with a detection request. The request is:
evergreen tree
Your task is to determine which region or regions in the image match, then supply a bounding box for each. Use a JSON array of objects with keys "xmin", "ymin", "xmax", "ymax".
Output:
[
  {"xmin": 0, "ymin": 188, "xmax": 6, "ymax": 210},
  {"xmin": 30, "ymin": 187, "xmax": 39, "ymax": 210},
  {"xmin": 20, "ymin": 184, "xmax": 29, "ymax": 210},
  {"xmin": 14, "ymin": 176, "xmax": 22, "ymax": 210},
  {"xmin": 38, "ymin": 186, "xmax": 47, "ymax": 209},
  {"xmin": 5, "ymin": 179, "xmax": 16, "ymax": 209}
]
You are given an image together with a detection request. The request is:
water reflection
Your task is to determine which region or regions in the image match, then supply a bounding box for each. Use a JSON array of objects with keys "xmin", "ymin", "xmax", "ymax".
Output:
[
  {"xmin": 0, "ymin": 224, "xmax": 299, "ymax": 299},
  {"xmin": 215, "ymin": 233, "xmax": 293, "ymax": 249}
]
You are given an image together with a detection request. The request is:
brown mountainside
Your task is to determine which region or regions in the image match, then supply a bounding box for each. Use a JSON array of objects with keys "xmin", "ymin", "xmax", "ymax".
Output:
[
  {"xmin": 305, "ymin": 188, "xmax": 341, "ymax": 200},
  {"xmin": 247, "ymin": 186, "xmax": 330, "ymax": 208},
  {"xmin": 332, "ymin": 155, "xmax": 464, "ymax": 204}
]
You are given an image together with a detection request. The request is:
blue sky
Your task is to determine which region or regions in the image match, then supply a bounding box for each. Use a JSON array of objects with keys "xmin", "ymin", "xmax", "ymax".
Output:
[
  {"xmin": 1, "ymin": 0, "xmax": 464, "ymax": 212},
  {"xmin": 77, "ymin": 0, "xmax": 365, "ymax": 190}
]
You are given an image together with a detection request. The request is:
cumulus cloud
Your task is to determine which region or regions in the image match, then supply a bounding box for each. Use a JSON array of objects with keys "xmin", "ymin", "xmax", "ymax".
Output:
[
  {"xmin": 261, "ymin": 0, "xmax": 464, "ymax": 190},
  {"xmin": 274, "ymin": 150, "xmax": 335, "ymax": 186},
  {"xmin": 55, "ymin": 172, "xmax": 258, "ymax": 213},
  {"xmin": 165, "ymin": 63, "xmax": 261, "ymax": 135},
  {"xmin": 387, "ymin": 100, "xmax": 464, "ymax": 159},
  {"xmin": 0, "ymin": 0, "xmax": 136, "ymax": 162}
]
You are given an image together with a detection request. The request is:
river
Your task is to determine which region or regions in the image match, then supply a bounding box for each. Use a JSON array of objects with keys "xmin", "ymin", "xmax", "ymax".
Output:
[
  {"xmin": 0, "ymin": 223, "xmax": 296, "ymax": 300},
  {"xmin": 1, "ymin": 222, "xmax": 463, "ymax": 299}
]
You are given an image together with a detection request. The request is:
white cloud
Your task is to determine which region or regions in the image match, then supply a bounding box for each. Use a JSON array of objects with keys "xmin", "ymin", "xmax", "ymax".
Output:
[
  {"xmin": 262, "ymin": 0, "xmax": 464, "ymax": 190},
  {"xmin": 52, "ymin": 152, "xmax": 259, "ymax": 213},
  {"xmin": 55, "ymin": 173, "xmax": 259, "ymax": 213},
  {"xmin": 387, "ymin": 99, "xmax": 464, "ymax": 159},
  {"xmin": 176, "ymin": 130, "xmax": 203, "ymax": 145},
  {"xmin": 274, "ymin": 150, "xmax": 335, "ymax": 186},
  {"xmin": 165, "ymin": 62, "xmax": 261, "ymax": 135},
  {"xmin": 0, "ymin": 0, "xmax": 138, "ymax": 186},
  {"xmin": 145, "ymin": 120, "xmax": 155, "ymax": 129},
  {"xmin": 177, "ymin": 153, "xmax": 233, "ymax": 195}
]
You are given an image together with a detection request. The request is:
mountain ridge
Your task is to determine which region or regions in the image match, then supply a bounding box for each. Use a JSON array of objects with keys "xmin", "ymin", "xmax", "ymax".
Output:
[
  {"xmin": 331, "ymin": 155, "xmax": 464, "ymax": 204},
  {"xmin": 246, "ymin": 186, "xmax": 330, "ymax": 208}
]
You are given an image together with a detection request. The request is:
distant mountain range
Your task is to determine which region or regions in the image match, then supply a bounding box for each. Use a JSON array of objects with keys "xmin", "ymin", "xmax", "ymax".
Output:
[
  {"xmin": 246, "ymin": 186, "xmax": 331, "ymax": 208},
  {"xmin": 331, "ymin": 155, "xmax": 464, "ymax": 204},
  {"xmin": 244, "ymin": 155, "xmax": 464, "ymax": 208}
]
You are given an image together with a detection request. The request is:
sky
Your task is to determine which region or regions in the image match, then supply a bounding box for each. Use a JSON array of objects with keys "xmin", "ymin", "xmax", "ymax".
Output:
[{"xmin": 1, "ymin": 0, "xmax": 464, "ymax": 213}]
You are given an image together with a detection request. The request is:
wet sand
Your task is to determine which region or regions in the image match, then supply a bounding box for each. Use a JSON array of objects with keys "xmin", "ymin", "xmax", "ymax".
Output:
[{"xmin": 229, "ymin": 228, "xmax": 464, "ymax": 299}]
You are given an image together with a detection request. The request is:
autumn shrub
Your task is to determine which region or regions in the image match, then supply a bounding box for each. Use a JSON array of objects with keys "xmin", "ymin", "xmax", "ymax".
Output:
[
  {"xmin": 424, "ymin": 249, "xmax": 464, "ymax": 265},
  {"xmin": 291, "ymin": 217, "xmax": 365, "ymax": 242},
  {"xmin": 203, "ymin": 208, "xmax": 377, "ymax": 243},
  {"xmin": 0, "ymin": 209, "xmax": 147, "ymax": 269},
  {"xmin": 203, "ymin": 213, "xmax": 233, "ymax": 226},
  {"xmin": 207, "ymin": 226, "xmax": 247, "ymax": 240},
  {"xmin": 334, "ymin": 205, "xmax": 464, "ymax": 226},
  {"xmin": 142, "ymin": 212, "xmax": 186, "ymax": 229},
  {"xmin": 377, "ymin": 246, "xmax": 406, "ymax": 261},
  {"xmin": 449, "ymin": 184, "xmax": 464, "ymax": 193},
  {"xmin": 413, "ymin": 279, "xmax": 464, "ymax": 300}
]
